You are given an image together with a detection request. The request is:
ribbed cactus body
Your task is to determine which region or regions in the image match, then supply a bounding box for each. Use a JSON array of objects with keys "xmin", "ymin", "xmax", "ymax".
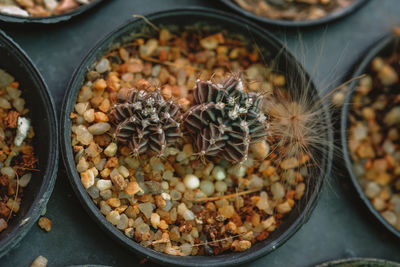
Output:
[
  {"xmin": 184, "ymin": 75, "xmax": 268, "ymax": 162},
  {"xmin": 110, "ymin": 89, "xmax": 182, "ymax": 157}
]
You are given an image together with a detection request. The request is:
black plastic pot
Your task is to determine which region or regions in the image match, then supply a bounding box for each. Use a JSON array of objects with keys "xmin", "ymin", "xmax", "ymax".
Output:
[
  {"xmin": 341, "ymin": 35, "xmax": 400, "ymax": 239},
  {"xmin": 0, "ymin": 31, "xmax": 58, "ymax": 257},
  {"xmin": 219, "ymin": 0, "xmax": 369, "ymax": 27},
  {"xmin": 316, "ymin": 257, "xmax": 400, "ymax": 267},
  {"xmin": 61, "ymin": 7, "xmax": 333, "ymax": 266},
  {"xmin": 0, "ymin": 0, "xmax": 106, "ymax": 24}
]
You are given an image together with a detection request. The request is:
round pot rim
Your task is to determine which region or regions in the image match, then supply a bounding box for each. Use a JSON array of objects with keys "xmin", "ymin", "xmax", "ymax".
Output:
[
  {"xmin": 315, "ymin": 257, "xmax": 400, "ymax": 267},
  {"xmin": 0, "ymin": 0, "xmax": 106, "ymax": 24},
  {"xmin": 61, "ymin": 7, "xmax": 333, "ymax": 267},
  {"xmin": 219, "ymin": 0, "xmax": 369, "ymax": 27},
  {"xmin": 0, "ymin": 30, "xmax": 59, "ymax": 258},
  {"xmin": 340, "ymin": 34, "xmax": 400, "ymax": 240}
]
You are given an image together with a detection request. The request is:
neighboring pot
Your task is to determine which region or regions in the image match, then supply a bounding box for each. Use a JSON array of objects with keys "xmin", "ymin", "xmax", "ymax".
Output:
[
  {"xmin": 341, "ymin": 35, "xmax": 400, "ymax": 239},
  {"xmin": 0, "ymin": 31, "xmax": 58, "ymax": 257},
  {"xmin": 0, "ymin": 0, "xmax": 106, "ymax": 24},
  {"xmin": 219, "ymin": 0, "xmax": 369, "ymax": 27},
  {"xmin": 61, "ymin": 8, "xmax": 333, "ymax": 267},
  {"xmin": 316, "ymin": 257, "xmax": 400, "ymax": 267}
]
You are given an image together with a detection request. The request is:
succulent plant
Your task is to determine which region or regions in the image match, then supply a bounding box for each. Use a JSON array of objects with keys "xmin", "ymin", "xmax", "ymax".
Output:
[
  {"xmin": 184, "ymin": 75, "xmax": 269, "ymax": 162},
  {"xmin": 110, "ymin": 88, "xmax": 182, "ymax": 157}
]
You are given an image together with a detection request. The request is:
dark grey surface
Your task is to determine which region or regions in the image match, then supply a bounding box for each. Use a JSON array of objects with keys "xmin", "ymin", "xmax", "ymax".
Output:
[{"xmin": 0, "ymin": 0, "xmax": 400, "ymax": 266}]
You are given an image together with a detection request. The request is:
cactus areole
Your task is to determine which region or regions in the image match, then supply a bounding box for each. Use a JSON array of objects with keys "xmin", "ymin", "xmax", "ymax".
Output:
[
  {"xmin": 110, "ymin": 88, "xmax": 182, "ymax": 157},
  {"xmin": 184, "ymin": 75, "xmax": 269, "ymax": 162}
]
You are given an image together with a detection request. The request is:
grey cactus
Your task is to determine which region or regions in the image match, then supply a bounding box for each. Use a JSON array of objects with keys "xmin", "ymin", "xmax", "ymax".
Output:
[
  {"xmin": 183, "ymin": 75, "xmax": 269, "ymax": 162},
  {"xmin": 110, "ymin": 89, "xmax": 182, "ymax": 157}
]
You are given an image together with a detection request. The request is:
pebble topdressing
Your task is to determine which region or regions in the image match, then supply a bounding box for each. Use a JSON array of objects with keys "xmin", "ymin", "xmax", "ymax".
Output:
[{"xmin": 70, "ymin": 28, "xmax": 310, "ymax": 256}]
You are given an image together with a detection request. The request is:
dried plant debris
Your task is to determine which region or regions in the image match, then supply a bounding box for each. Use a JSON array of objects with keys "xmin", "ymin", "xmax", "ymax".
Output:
[
  {"xmin": 233, "ymin": 0, "xmax": 356, "ymax": 21},
  {"xmin": 0, "ymin": 69, "xmax": 36, "ymax": 233},
  {"xmin": 70, "ymin": 28, "xmax": 316, "ymax": 256},
  {"xmin": 348, "ymin": 47, "xmax": 400, "ymax": 230},
  {"xmin": 0, "ymin": 0, "xmax": 94, "ymax": 18}
]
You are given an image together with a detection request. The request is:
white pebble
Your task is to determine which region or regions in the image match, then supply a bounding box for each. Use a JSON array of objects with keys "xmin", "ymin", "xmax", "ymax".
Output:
[
  {"xmin": 118, "ymin": 166, "xmax": 130, "ymax": 178},
  {"xmin": 150, "ymin": 213, "xmax": 161, "ymax": 228},
  {"xmin": 181, "ymin": 243, "xmax": 193, "ymax": 256},
  {"xmin": 200, "ymin": 180, "xmax": 215, "ymax": 196},
  {"xmin": 365, "ymin": 182, "xmax": 381, "ymax": 198},
  {"xmin": 271, "ymin": 182, "xmax": 285, "ymax": 199},
  {"xmin": 0, "ymin": 97, "xmax": 11, "ymax": 109},
  {"xmin": 100, "ymin": 189, "xmax": 112, "ymax": 200},
  {"xmin": 75, "ymin": 125, "xmax": 93, "ymax": 145},
  {"xmin": 104, "ymin": 143, "xmax": 117, "ymax": 157},
  {"xmin": 19, "ymin": 173, "xmax": 32, "ymax": 187},
  {"xmin": 106, "ymin": 210, "xmax": 120, "ymax": 225},
  {"xmin": 183, "ymin": 174, "xmax": 200, "ymax": 190},
  {"xmin": 183, "ymin": 210, "xmax": 195, "ymax": 221},
  {"xmin": 1, "ymin": 166, "xmax": 15, "ymax": 179},
  {"xmin": 212, "ymin": 166, "xmax": 226, "ymax": 181},
  {"xmin": 96, "ymin": 179, "xmax": 112, "ymax": 191},
  {"xmin": 99, "ymin": 201, "xmax": 112, "ymax": 215},
  {"xmin": 215, "ymin": 181, "xmax": 227, "ymax": 192},
  {"xmin": 30, "ymin": 255, "xmax": 48, "ymax": 267},
  {"xmin": 117, "ymin": 214, "xmax": 129, "ymax": 230},
  {"xmin": 95, "ymin": 58, "xmax": 110, "ymax": 73},
  {"xmin": 88, "ymin": 122, "xmax": 111, "ymax": 135},
  {"xmin": 87, "ymin": 185, "xmax": 100, "ymax": 199}
]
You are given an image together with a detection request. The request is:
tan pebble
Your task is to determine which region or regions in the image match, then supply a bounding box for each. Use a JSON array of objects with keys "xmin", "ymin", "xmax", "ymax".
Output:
[
  {"xmin": 250, "ymin": 140, "xmax": 270, "ymax": 160},
  {"xmin": 251, "ymin": 213, "xmax": 260, "ymax": 227},
  {"xmin": 94, "ymin": 78, "xmax": 107, "ymax": 91},
  {"xmin": 106, "ymin": 198, "xmax": 121, "ymax": 208},
  {"xmin": 111, "ymin": 174, "xmax": 127, "ymax": 191},
  {"xmin": 356, "ymin": 142, "xmax": 375, "ymax": 158},
  {"xmin": 218, "ymin": 205, "xmax": 235, "ymax": 218},
  {"xmin": 261, "ymin": 216, "xmax": 275, "ymax": 229},
  {"xmin": 277, "ymin": 201, "xmax": 292, "ymax": 214},
  {"xmin": 150, "ymin": 213, "xmax": 161, "ymax": 228},
  {"xmin": 177, "ymin": 98, "xmax": 190, "ymax": 111},
  {"xmin": 372, "ymin": 197, "xmax": 386, "ymax": 211},
  {"xmin": 100, "ymin": 168, "xmax": 111, "ymax": 178},
  {"xmin": 85, "ymin": 141, "xmax": 102, "ymax": 157},
  {"xmin": 30, "ymin": 255, "xmax": 48, "ymax": 267},
  {"xmin": 16, "ymin": 0, "xmax": 34, "ymax": 8},
  {"xmin": 94, "ymin": 112, "xmax": 109, "ymax": 122},
  {"xmin": 375, "ymin": 172, "xmax": 391, "ymax": 186},
  {"xmin": 38, "ymin": 217, "xmax": 52, "ymax": 232},
  {"xmin": 99, "ymin": 98, "xmax": 110, "ymax": 113},
  {"xmin": 161, "ymin": 86, "xmax": 172, "ymax": 99},
  {"xmin": 231, "ymin": 240, "xmax": 251, "ymax": 252},
  {"xmin": 83, "ymin": 109, "xmax": 95, "ymax": 123},
  {"xmin": 134, "ymin": 79, "xmax": 150, "ymax": 91},
  {"xmin": 124, "ymin": 181, "xmax": 143, "ymax": 195},
  {"xmin": 80, "ymin": 169, "xmax": 94, "ymax": 189},
  {"xmin": 76, "ymin": 157, "xmax": 89, "ymax": 172},
  {"xmin": 280, "ymin": 157, "xmax": 299, "ymax": 169},
  {"xmin": 378, "ymin": 64, "xmax": 398, "ymax": 86},
  {"xmin": 54, "ymin": 0, "xmax": 79, "ymax": 14},
  {"xmin": 200, "ymin": 35, "xmax": 219, "ymax": 50},
  {"xmin": 0, "ymin": 219, "xmax": 8, "ymax": 232},
  {"xmin": 159, "ymin": 29, "xmax": 171, "ymax": 44},
  {"xmin": 90, "ymin": 96, "xmax": 104, "ymax": 108},
  {"xmin": 159, "ymin": 220, "xmax": 169, "ymax": 230},
  {"xmin": 106, "ymin": 72, "xmax": 120, "ymax": 91}
]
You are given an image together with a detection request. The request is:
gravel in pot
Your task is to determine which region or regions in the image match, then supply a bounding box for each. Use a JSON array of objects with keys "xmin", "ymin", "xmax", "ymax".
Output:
[
  {"xmin": 0, "ymin": 0, "xmax": 106, "ymax": 23},
  {"xmin": 61, "ymin": 8, "xmax": 333, "ymax": 266},
  {"xmin": 0, "ymin": 30, "xmax": 58, "ymax": 258},
  {"xmin": 219, "ymin": 0, "xmax": 369, "ymax": 27},
  {"xmin": 341, "ymin": 35, "xmax": 400, "ymax": 239}
]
